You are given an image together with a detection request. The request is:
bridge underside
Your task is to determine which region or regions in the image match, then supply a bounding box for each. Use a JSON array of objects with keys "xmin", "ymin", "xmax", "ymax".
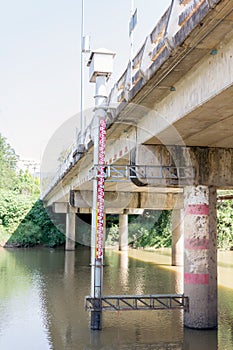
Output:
[{"xmin": 145, "ymin": 85, "xmax": 233, "ymax": 149}]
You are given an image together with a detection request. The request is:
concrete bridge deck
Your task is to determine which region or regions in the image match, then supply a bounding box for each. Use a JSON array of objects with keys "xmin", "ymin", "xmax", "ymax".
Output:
[{"xmin": 42, "ymin": 0, "xmax": 233, "ymax": 206}]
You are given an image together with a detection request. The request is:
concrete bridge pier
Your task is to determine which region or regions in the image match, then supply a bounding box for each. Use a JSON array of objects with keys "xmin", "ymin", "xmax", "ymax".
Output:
[
  {"xmin": 172, "ymin": 209, "xmax": 184, "ymax": 266},
  {"xmin": 52, "ymin": 202, "xmax": 76, "ymax": 251},
  {"xmin": 119, "ymin": 214, "xmax": 128, "ymax": 251},
  {"xmin": 65, "ymin": 205, "xmax": 76, "ymax": 251},
  {"xmin": 184, "ymin": 185, "xmax": 217, "ymax": 329}
]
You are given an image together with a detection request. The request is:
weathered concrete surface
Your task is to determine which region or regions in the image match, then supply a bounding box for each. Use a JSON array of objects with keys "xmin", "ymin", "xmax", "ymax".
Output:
[
  {"xmin": 135, "ymin": 145, "xmax": 233, "ymax": 188},
  {"xmin": 70, "ymin": 190, "xmax": 184, "ymax": 210},
  {"xmin": 119, "ymin": 214, "xmax": 128, "ymax": 251},
  {"xmin": 184, "ymin": 185, "xmax": 217, "ymax": 329}
]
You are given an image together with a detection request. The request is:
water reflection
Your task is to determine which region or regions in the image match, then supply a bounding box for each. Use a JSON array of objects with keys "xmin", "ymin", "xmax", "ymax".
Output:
[
  {"xmin": 0, "ymin": 248, "xmax": 52, "ymax": 350},
  {"xmin": 175, "ymin": 272, "xmax": 183, "ymax": 295},
  {"xmin": 119, "ymin": 251, "xmax": 129, "ymax": 292},
  {"xmin": 0, "ymin": 247, "xmax": 232, "ymax": 349},
  {"xmin": 184, "ymin": 329, "xmax": 217, "ymax": 350},
  {"xmin": 64, "ymin": 250, "xmax": 75, "ymax": 277}
]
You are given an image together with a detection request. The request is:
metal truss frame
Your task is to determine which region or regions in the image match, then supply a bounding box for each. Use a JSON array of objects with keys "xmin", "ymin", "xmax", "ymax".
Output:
[
  {"xmin": 88, "ymin": 164, "xmax": 194, "ymax": 182},
  {"xmin": 85, "ymin": 294, "xmax": 189, "ymax": 312}
]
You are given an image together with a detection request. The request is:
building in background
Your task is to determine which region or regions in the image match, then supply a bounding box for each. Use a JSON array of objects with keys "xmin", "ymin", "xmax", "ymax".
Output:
[{"xmin": 17, "ymin": 159, "xmax": 40, "ymax": 178}]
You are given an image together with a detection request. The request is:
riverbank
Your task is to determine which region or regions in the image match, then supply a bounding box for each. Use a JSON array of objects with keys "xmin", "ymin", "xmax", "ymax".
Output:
[{"xmin": 114, "ymin": 247, "xmax": 233, "ymax": 290}]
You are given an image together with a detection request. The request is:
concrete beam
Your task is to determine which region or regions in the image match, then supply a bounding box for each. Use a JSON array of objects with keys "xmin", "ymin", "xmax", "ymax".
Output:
[
  {"xmin": 189, "ymin": 147, "xmax": 233, "ymax": 188},
  {"xmin": 52, "ymin": 203, "xmax": 125, "ymax": 215},
  {"xmin": 70, "ymin": 190, "xmax": 184, "ymax": 210},
  {"xmin": 53, "ymin": 202, "xmax": 69, "ymax": 214},
  {"xmin": 49, "ymin": 145, "xmax": 232, "ymax": 211},
  {"xmin": 135, "ymin": 145, "xmax": 233, "ymax": 187},
  {"xmin": 124, "ymin": 209, "xmax": 144, "ymax": 215}
]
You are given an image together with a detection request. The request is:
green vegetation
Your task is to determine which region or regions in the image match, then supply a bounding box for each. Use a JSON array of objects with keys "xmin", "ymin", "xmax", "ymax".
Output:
[
  {"xmin": 6, "ymin": 200, "xmax": 66, "ymax": 247},
  {"xmin": 217, "ymin": 198, "xmax": 233, "ymax": 250},
  {"xmin": 0, "ymin": 133, "xmax": 19, "ymax": 190},
  {"xmin": 106, "ymin": 211, "xmax": 172, "ymax": 249},
  {"xmin": 129, "ymin": 211, "xmax": 172, "ymax": 248},
  {"xmin": 0, "ymin": 133, "xmax": 232, "ymax": 250},
  {"xmin": 106, "ymin": 201, "xmax": 233, "ymax": 250},
  {"xmin": 0, "ymin": 133, "xmax": 65, "ymax": 247}
]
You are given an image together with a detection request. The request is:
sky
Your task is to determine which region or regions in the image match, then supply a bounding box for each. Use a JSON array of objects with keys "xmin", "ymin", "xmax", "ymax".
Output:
[{"xmin": 0, "ymin": 0, "xmax": 171, "ymax": 163}]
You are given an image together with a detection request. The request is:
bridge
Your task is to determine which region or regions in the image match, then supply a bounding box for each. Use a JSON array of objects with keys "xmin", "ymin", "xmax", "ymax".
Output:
[{"xmin": 41, "ymin": 0, "xmax": 233, "ymax": 331}]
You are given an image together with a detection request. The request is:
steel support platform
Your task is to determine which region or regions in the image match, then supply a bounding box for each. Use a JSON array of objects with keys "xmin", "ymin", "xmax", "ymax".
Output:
[
  {"xmin": 85, "ymin": 294, "xmax": 189, "ymax": 312},
  {"xmin": 88, "ymin": 164, "xmax": 194, "ymax": 183}
]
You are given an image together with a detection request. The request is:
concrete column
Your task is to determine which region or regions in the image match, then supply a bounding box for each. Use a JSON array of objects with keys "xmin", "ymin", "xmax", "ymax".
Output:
[
  {"xmin": 172, "ymin": 209, "xmax": 184, "ymax": 266},
  {"xmin": 65, "ymin": 205, "xmax": 76, "ymax": 251},
  {"xmin": 119, "ymin": 214, "xmax": 128, "ymax": 251},
  {"xmin": 184, "ymin": 185, "xmax": 217, "ymax": 329}
]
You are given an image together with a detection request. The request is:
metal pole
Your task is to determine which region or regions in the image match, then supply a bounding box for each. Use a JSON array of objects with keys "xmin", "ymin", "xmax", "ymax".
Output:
[
  {"xmin": 90, "ymin": 75, "xmax": 107, "ymax": 330},
  {"xmin": 80, "ymin": 0, "xmax": 84, "ymax": 142},
  {"xmin": 130, "ymin": 0, "xmax": 134, "ymax": 88}
]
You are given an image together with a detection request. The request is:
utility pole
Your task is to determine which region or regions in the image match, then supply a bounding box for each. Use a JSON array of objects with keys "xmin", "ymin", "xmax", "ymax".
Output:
[
  {"xmin": 129, "ymin": 0, "xmax": 137, "ymax": 88},
  {"xmin": 87, "ymin": 48, "xmax": 115, "ymax": 330},
  {"xmin": 80, "ymin": 0, "xmax": 90, "ymax": 145}
]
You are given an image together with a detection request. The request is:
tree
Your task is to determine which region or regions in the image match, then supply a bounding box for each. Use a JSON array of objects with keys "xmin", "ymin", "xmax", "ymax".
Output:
[
  {"xmin": 217, "ymin": 199, "xmax": 233, "ymax": 250},
  {"xmin": 0, "ymin": 134, "xmax": 66, "ymax": 247},
  {"xmin": 0, "ymin": 133, "xmax": 19, "ymax": 190},
  {"xmin": 14, "ymin": 169, "xmax": 40, "ymax": 197}
]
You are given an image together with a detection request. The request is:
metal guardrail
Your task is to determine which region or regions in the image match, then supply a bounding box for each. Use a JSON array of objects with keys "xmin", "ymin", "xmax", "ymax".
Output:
[
  {"xmin": 85, "ymin": 294, "xmax": 189, "ymax": 312},
  {"xmin": 88, "ymin": 164, "xmax": 195, "ymax": 182}
]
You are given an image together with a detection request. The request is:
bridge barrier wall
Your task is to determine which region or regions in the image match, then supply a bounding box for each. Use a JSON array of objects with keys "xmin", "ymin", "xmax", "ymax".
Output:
[{"xmin": 110, "ymin": 0, "xmax": 223, "ymax": 106}]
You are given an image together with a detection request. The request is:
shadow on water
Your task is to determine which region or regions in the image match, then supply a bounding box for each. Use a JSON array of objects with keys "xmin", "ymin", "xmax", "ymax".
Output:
[{"xmin": 0, "ymin": 247, "xmax": 232, "ymax": 349}]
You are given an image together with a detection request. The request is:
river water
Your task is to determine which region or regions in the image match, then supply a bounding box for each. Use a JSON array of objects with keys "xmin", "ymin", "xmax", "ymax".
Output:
[{"xmin": 0, "ymin": 247, "xmax": 232, "ymax": 350}]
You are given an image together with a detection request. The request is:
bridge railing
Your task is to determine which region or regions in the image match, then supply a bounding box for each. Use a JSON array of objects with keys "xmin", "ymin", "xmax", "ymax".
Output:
[{"xmin": 88, "ymin": 164, "xmax": 195, "ymax": 185}]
